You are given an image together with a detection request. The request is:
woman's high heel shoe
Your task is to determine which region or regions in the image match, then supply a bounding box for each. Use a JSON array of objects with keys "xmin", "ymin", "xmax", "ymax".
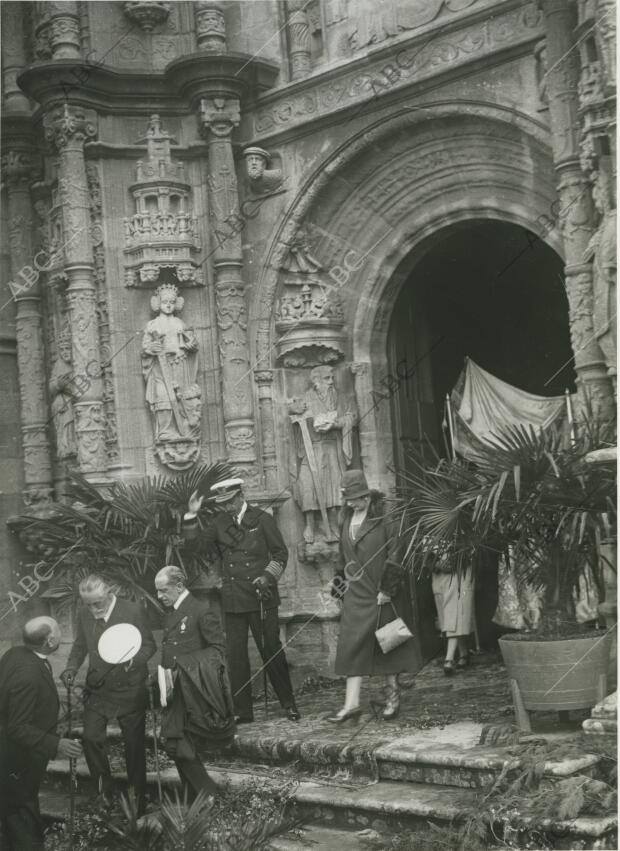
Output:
[
  {"xmin": 382, "ymin": 682, "xmax": 400, "ymax": 720},
  {"xmin": 326, "ymin": 706, "xmax": 362, "ymax": 724},
  {"xmin": 443, "ymin": 659, "xmax": 455, "ymax": 676}
]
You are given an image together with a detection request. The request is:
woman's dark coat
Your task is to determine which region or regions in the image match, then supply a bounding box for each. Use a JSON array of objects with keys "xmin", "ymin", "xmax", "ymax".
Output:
[{"xmin": 333, "ymin": 498, "xmax": 422, "ymax": 677}]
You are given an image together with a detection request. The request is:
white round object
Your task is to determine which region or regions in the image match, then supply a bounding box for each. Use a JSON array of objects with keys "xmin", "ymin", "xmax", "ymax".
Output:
[{"xmin": 98, "ymin": 623, "xmax": 142, "ymax": 665}]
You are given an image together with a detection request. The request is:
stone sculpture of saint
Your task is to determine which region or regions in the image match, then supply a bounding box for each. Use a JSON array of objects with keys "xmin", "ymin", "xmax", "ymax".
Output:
[
  {"xmin": 49, "ymin": 327, "xmax": 76, "ymax": 459},
  {"xmin": 141, "ymin": 283, "xmax": 199, "ymax": 446},
  {"xmin": 289, "ymin": 365, "xmax": 358, "ymax": 543},
  {"xmin": 585, "ymin": 169, "xmax": 617, "ymax": 395}
]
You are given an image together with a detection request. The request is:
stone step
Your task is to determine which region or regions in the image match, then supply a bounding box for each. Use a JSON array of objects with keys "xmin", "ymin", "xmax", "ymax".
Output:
[
  {"xmin": 98, "ymin": 719, "xmax": 603, "ymax": 789},
  {"xmin": 46, "ymin": 757, "xmax": 617, "ymax": 848}
]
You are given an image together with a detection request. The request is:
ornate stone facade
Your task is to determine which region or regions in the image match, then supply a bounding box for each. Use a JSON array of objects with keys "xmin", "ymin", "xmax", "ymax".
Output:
[{"xmin": 1, "ymin": 0, "xmax": 615, "ymax": 670}]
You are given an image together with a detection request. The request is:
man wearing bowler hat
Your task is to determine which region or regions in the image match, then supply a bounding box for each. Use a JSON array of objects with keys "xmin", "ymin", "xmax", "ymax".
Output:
[{"xmin": 183, "ymin": 478, "xmax": 300, "ymax": 723}]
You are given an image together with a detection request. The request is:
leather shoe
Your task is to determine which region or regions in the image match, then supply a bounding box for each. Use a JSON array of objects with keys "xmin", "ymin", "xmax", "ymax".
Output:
[
  {"xmin": 284, "ymin": 705, "xmax": 301, "ymax": 721},
  {"xmin": 234, "ymin": 715, "xmax": 254, "ymax": 725}
]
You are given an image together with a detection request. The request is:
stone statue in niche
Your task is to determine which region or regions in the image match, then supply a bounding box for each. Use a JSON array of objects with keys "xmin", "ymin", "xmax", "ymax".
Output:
[
  {"xmin": 141, "ymin": 283, "xmax": 202, "ymax": 470},
  {"xmin": 586, "ymin": 169, "xmax": 617, "ymax": 395},
  {"xmin": 49, "ymin": 325, "xmax": 76, "ymax": 459},
  {"xmin": 289, "ymin": 365, "xmax": 358, "ymax": 543}
]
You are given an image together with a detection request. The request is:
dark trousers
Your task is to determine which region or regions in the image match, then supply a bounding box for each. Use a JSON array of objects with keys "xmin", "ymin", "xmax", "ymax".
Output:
[
  {"xmin": 0, "ymin": 745, "xmax": 47, "ymax": 851},
  {"xmin": 1, "ymin": 801, "xmax": 44, "ymax": 851},
  {"xmin": 174, "ymin": 757, "xmax": 217, "ymax": 803},
  {"xmin": 82, "ymin": 705, "xmax": 146, "ymax": 810},
  {"xmin": 225, "ymin": 608, "xmax": 295, "ymax": 718}
]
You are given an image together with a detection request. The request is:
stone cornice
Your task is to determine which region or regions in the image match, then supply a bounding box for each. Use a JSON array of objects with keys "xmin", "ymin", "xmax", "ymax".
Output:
[
  {"xmin": 245, "ymin": 0, "xmax": 544, "ymax": 141},
  {"xmin": 17, "ymin": 52, "xmax": 278, "ymax": 115}
]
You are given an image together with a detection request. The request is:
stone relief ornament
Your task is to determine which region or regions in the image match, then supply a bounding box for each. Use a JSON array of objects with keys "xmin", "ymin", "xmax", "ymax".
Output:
[
  {"xmin": 49, "ymin": 324, "xmax": 77, "ymax": 459},
  {"xmin": 276, "ymin": 229, "xmax": 345, "ymax": 367},
  {"xmin": 141, "ymin": 283, "xmax": 202, "ymax": 470},
  {"xmin": 242, "ymin": 146, "xmax": 283, "ymax": 193},
  {"xmin": 288, "ymin": 365, "xmax": 358, "ymax": 544},
  {"xmin": 123, "ymin": 1, "xmax": 171, "ymax": 32},
  {"xmin": 124, "ymin": 115, "xmax": 202, "ymax": 288},
  {"xmin": 194, "ymin": 1, "xmax": 226, "ymax": 52}
]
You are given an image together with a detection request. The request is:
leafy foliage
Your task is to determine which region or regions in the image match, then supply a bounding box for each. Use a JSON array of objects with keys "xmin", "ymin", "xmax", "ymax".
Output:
[
  {"xmin": 399, "ymin": 420, "xmax": 616, "ymax": 630},
  {"xmin": 12, "ymin": 463, "xmax": 233, "ymax": 610}
]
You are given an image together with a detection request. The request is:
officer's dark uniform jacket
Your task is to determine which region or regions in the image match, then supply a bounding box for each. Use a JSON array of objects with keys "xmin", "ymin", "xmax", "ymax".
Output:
[{"xmin": 182, "ymin": 506, "xmax": 288, "ymax": 613}]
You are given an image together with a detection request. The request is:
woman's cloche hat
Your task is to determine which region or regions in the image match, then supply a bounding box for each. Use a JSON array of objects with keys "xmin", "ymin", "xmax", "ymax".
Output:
[{"xmin": 341, "ymin": 469, "xmax": 371, "ymax": 500}]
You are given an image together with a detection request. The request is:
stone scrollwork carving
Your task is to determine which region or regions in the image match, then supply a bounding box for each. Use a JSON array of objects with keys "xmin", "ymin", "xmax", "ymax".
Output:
[
  {"xmin": 124, "ymin": 115, "xmax": 202, "ymax": 288},
  {"xmin": 141, "ymin": 283, "xmax": 202, "ymax": 470},
  {"xmin": 276, "ymin": 229, "xmax": 345, "ymax": 367}
]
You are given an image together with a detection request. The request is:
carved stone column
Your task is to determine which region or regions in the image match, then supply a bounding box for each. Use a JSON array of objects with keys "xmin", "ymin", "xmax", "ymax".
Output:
[
  {"xmin": 1, "ymin": 3, "xmax": 31, "ymax": 114},
  {"xmin": 47, "ymin": 1, "xmax": 81, "ymax": 60},
  {"xmin": 194, "ymin": 2, "xmax": 226, "ymax": 52},
  {"xmin": 540, "ymin": 0, "xmax": 614, "ymax": 419},
  {"xmin": 254, "ymin": 370, "xmax": 277, "ymax": 490},
  {"xmin": 43, "ymin": 105, "xmax": 108, "ymax": 478},
  {"xmin": 287, "ymin": 1, "xmax": 312, "ymax": 80},
  {"xmin": 1, "ymin": 143, "xmax": 54, "ymax": 507},
  {"xmin": 200, "ymin": 97, "xmax": 257, "ymax": 470}
]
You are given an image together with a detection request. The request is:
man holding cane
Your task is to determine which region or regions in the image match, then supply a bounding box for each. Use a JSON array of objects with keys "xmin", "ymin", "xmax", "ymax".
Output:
[
  {"xmin": 0, "ymin": 617, "xmax": 83, "ymax": 851},
  {"xmin": 183, "ymin": 478, "xmax": 300, "ymax": 723}
]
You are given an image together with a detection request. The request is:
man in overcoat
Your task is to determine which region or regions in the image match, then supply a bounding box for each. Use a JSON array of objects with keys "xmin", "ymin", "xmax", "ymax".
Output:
[
  {"xmin": 60, "ymin": 574, "xmax": 156, "ymax": 812},
  {"xmin": 0, "ymin": 617, "xmax": 83, "ymax": 851},
  {"xmin": 183, "ymin": 478, "xmax": 300, "ymax": 723},
  {"xmin": 155, "ymin": 565, "xmax": 235, "ymax": 801}
]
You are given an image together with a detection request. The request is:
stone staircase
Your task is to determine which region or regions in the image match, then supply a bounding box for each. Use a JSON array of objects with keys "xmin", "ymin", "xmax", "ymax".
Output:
[{"xmin": 43, "ymin": 716, "xmax": 617, "ymax": 850}]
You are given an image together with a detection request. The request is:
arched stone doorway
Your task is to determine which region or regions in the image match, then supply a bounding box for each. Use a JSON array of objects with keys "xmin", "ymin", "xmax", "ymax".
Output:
[{"xmin": 385, "ymin": 218, "xmax": 575, "ymax": 658}]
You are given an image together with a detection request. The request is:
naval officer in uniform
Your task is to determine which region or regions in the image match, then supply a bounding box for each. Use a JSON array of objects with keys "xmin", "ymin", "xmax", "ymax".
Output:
[{"xmin": 183, "ymin": 478, "xmax": 300, "ymax": 723}]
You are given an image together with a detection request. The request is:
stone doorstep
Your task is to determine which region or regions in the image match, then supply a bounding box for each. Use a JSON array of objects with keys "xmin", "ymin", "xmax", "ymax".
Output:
[
  {"xmin": 95, "ymin": 720, "xmax": 602, "ymax": 789},
  {"xmin": 45, "ymin": 759, "xmax": 617, "ymax": 844}
]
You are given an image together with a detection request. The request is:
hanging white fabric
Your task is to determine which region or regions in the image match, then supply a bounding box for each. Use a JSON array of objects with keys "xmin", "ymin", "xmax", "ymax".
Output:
[{"xmin": 451, "ymin": 358, "xmax": 565, "ymax": 459}]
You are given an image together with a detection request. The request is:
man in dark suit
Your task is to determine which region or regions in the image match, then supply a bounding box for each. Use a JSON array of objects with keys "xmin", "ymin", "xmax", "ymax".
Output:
[
  {"xmin": 183, "ymin": 478, "xmax": 300, "ymax": 723},
  {"xmin": 0, "ymin": 616, "xmax": 83, "ymax": 851},
  {"xmin": 60, "ymin": 574, "xmax": 156, "ymax": 812},
  {"xmin": 155, "ymin": 565, "xmax": 234, "ymax": 801}
]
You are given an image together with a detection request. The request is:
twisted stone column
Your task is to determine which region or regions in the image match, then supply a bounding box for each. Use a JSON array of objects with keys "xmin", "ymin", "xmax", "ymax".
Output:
[
  {"xmin": 200, "ymin": 97, "xmax": 257, "ymax": 470},
  {"xmin": 540, "ymin": 0, "xmax": 614, "ymax": 419},
  {"xmin": 43, "ymin": 105, "xmax": 108, "ymax": 478},
  {"xmin": 1, "ymin": 146, "xmax": 54, "ymax": 507}
]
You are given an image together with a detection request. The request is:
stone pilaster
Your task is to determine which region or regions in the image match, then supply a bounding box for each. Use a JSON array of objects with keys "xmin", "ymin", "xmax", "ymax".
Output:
[
  {"xmin": 200, "ymin": 97, "xmax": 257, "ymax": 469},
  {"xmin": 194, "ymin": 2, "xmax": 227, "ymax": 52},
  {"xmin": 43, "ymin": 105, "xmax": 108, "ymax": 478},
  {"xmin": 1, "ymin": 146, "xmax": 54, "ymax": 508},
  {"xmin": 540, "ymin": 0, "xmax": 614, "ymax": 419}
]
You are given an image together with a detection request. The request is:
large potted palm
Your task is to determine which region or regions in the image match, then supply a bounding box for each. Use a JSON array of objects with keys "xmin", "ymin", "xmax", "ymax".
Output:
[{"xmin": 400, "ymin": 419, "xmax": 616, "ymax": 730}]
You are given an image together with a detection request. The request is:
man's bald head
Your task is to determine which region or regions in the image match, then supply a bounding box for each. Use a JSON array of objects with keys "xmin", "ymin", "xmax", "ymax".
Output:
[{"xmin": 22, "ymin": 616, "xmax": 61, "ymax": 655}]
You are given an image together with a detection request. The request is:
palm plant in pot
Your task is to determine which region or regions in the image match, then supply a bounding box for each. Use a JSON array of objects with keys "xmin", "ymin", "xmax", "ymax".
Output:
[{"xmin": 399, "ymin": 417, "xmax": 616, "ymax": 730}]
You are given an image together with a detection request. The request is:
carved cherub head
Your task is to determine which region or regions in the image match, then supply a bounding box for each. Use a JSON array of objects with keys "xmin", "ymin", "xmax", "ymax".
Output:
[{"xmin": 151, "ymin": 282, "xmax": 184, "ymax": 314}]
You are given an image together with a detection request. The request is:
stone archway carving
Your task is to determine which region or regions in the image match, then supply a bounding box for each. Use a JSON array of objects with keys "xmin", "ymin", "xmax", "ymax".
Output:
[{"xmin": 252, "ymin": 101, "xmax": 563, "ymax": 493}]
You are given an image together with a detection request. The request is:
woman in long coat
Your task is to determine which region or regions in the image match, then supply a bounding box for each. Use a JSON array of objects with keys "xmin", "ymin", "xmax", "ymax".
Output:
[{"xmin": 329, "ymin": 470, "xmax": 421, "ymax": 722}]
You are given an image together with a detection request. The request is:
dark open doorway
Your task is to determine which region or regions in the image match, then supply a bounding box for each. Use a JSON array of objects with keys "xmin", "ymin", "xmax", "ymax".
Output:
[{"xmin": 387, "ymin": 219, "xmax": 576, "ymax": 660}]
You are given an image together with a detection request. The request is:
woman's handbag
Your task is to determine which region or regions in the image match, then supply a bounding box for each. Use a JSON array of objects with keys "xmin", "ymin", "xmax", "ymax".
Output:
[{"xmin": 375, "ymin": 602, "xmax": 413, "ymax": 654}]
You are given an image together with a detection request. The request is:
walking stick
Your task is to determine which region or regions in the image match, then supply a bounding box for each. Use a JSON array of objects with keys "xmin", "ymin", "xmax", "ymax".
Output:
[
  {"xmin": 148, "ymin": 678, "xmax": 163, "ymax": 804},
  {"xmin": 259, "ymin": 595, "xmax": 269, "ymax": 720},
  {"xmin": 66, "ymin": 680, "xmax": 76, "ymax": 850}
]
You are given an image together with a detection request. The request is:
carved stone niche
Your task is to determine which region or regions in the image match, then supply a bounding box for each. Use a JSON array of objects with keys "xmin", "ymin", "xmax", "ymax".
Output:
[
  {"xmin": 124, "ymin": 115, "xmax": 203, "ymax": 288},
  {"xmin": 275, "ymin": 229, "xmax": 345, "ymax": 368}
]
